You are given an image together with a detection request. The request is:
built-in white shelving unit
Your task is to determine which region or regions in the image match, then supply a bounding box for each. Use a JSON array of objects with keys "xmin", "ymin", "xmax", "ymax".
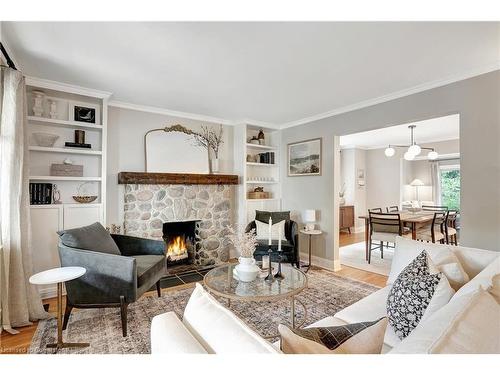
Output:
[
  {"xmin": 26, "ymin": 77, "xmax": 111, "ymax": 288},
  {"xmin": 234, "ymin": 123, "xmax": 282, "ymax": 225}
]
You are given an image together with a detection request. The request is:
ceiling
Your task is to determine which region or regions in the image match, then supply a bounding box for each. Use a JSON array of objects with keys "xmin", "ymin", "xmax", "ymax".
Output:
[
  {"xmin": 2, "ymin": 22, "xmax": 499, "ymax": 125},
  {"xmin": 339, "ymin": 114, "xmax": 459, "ymax": 149}
]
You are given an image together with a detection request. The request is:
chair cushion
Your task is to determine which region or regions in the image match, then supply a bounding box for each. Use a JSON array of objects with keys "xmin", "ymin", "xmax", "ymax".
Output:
[
  {"xmin": 371, "ymin": 231, "xmax": 399, "ymax": 242},
  {"xmin": 132, "ymin": 255, "xmax": 165, "ymax": 288},
  {"xmin": 57, "ymin": 222, "xmax": 121, "ymax": 255},
  {"xmin": 415, "ymin": 230, "xmax": 444, "ymax": 242},
  {"xmin": 255, "ymin": 210, "xmax": 290, "ymax": 223},
  {"xmin": 447, "ymin": 227, "xmax": 457, "ymax": 236}
]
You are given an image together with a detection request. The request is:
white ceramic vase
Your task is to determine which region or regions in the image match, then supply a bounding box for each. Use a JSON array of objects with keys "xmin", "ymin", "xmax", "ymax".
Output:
[{"xmin": 235, "ymin": 257, "xmax": 260, "ymax": 282}]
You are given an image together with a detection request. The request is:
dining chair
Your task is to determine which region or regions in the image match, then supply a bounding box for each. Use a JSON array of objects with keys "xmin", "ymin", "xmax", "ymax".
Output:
[
  {"xmin": 386, "ymin": 206, "xmax": 399, "ymax": 213},
  {"xmin": 415, "ymin": 211, "xmax": 447, "ymax": 243},
  {"xmin": 422, "ymin": 205, "xmax": 448, "ymax": 212},
  {"xmin": 445, "ymin": 210, "xmax": 459, "ymax": 245},
  {"xmin": 368, "ymin": 212, "xmax": 404, "ymax": 264}
]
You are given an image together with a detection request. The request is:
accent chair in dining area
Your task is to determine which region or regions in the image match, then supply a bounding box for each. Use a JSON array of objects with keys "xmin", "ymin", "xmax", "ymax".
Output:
[
  {"xmin": 368, "ymin": 212, "xmax": 407, "ymax": 264},
  {"xmin": 415, "ymin": 211, "xmax": 447, "ymax": 244}
]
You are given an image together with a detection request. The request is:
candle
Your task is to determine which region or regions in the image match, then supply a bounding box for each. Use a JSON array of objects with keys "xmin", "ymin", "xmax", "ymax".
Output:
[
  {"xmin": 262, "ymin": 255, "xmax": 270, "ymax": 269},
  {"xmin": 268, "ymin": 217, "xmax": 272, "ymax": 245},
  {"xmin": 278, "ymin": 226, "xmax": 282, "ymax": 251}
]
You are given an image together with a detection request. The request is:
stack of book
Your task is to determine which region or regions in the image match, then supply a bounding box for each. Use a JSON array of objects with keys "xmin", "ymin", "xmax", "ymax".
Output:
[
  {"xmin": 65, "ymin": 142, "xmax": 91, "ymax": 149},
  {"xmin": 30, "ymin": 183, "xmax": 53, "ymax": 205},
  {"xmin": 258, "ymin": 152, "xmax": 275, "ymax": 164}
]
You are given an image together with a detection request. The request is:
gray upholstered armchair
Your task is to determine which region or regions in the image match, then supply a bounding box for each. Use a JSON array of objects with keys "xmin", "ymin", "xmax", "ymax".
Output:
[{"xmin": 57, "ymin": 222, "xmax": 166, "ymax": 337}]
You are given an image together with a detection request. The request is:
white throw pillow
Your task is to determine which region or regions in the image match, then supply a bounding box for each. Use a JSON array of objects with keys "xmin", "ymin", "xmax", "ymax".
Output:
[
  {"xmin": 255, "ymin": 219, "xmax": 287, "ymax": 241},
  {"xmin": 390, "ymin": 286, "xmax": 500, "ymax": 354},
  {"xmin": 182, "ymin": 283, "xmax": 279, "ymax": 354},
  {"xmin": 389, "ymin": 236, "xmax": 470, "ymax": 290},
  {"xmin": 452, "ymin": 257, "xmax": 500, "ymax": 301}
]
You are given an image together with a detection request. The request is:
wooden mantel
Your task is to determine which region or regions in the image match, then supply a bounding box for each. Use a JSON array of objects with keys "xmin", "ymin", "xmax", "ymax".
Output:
[{"xmin": 118, "ymin": 172, "xmax": 239, "ymax": 185}]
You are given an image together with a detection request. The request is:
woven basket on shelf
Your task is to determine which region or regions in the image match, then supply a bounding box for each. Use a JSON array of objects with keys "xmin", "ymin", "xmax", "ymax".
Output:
[{"xmin": 72, "ymin": 195, "xmax": 97, "ymax": 204}]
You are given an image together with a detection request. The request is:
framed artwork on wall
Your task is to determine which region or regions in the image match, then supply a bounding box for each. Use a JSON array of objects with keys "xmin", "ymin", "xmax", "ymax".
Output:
[
  {"xmin": 68, "ymin": 101, "xmax": 101, "ymax": 125},
  {"xmin": 287, "ymin": 138, "xmax": 322, "ymax": 176}
]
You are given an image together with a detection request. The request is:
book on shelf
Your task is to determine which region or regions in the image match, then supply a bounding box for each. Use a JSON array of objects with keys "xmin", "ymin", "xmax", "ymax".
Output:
[
  {"xmin": 65, "ymin": 142, "xmax": 92, "ymax": 148},
  {"xmin": 29, "ymin": 183, "xmax": 53, "ymax": 205},
  {"xmin": 257, "ymin": 152, "xmax": 275, "ymax": 164}
]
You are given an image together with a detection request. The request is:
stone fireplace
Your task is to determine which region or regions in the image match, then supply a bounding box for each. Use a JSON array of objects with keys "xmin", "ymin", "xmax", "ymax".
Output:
[{"xmin": 119, "ymin": 172, "xmax": 239, "ymax": 267}]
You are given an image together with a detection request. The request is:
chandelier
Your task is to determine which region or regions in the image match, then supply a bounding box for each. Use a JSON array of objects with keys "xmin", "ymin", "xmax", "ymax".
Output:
[{"xmin": 384, "ymin": 125, "xmax": 439, "ymax": 161}]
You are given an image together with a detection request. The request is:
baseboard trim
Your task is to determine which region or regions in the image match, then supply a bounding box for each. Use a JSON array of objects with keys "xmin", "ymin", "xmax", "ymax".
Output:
[{"xmin": 300, "ymin": 252, "xmax": 342, "ymax": 272}]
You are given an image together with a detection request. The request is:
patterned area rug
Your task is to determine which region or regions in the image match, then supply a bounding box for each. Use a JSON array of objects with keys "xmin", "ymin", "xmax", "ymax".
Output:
[{"xmin": 29, "ymin": 268, "xmax": 378, "ymax": 354}]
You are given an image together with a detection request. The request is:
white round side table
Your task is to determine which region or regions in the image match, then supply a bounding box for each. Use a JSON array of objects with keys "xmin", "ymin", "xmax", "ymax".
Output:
[
  {"xmin": 30, "ymin": 267, "xmax": 89, "ymax": 350},
  {"xmin": 299, "ymin": 229, "xmax": 323, "ymax": 273}
]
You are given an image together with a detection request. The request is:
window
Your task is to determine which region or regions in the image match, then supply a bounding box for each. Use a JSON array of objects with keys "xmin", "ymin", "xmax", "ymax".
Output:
[{"xmin": 440, "ymin": 165, "xmax": 460, "ymax": 210}]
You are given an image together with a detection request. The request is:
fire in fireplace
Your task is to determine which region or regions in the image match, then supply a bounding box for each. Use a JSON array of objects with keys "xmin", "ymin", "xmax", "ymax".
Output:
[
  {"xmin": 166, "ymin": 236, "xmax": 189, "ymax": 262},
  {"xmin": 162, "ymin": 220, "xmax": 200, "ymax": 266}
]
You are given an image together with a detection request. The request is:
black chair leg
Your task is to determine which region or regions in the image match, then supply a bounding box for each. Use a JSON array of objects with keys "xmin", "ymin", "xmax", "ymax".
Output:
[
  {"xmin": 380, "ymin": 241, "xmax": 384, "ymax": 259},
  {"xmin": 62, "ymin": 302, "xmax": 73, "ymax": 330},
  {"xmin": 156, "ymin": 280, "xmax": 162, "ymax": 297},
  {"xmin": 120, "ymin": 296, "xmax": 128, "ymax": 337},
  {"xmin": 368, "ymin": 241, "xmax": 372, "ymax": 264}
]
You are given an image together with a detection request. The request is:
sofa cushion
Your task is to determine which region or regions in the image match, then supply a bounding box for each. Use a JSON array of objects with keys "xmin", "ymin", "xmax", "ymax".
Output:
[
  {"xmin": 389, "ymin": 287, "xmax": 500, "ymax": 354},
  {"xmin": 151, "ymin": 311, "xmax": 208, "ymax": 354},
  {"xmin": 182, "ymin": 283, "xmax": 279, "ymax": 354},
  {"xmin": 278, "ymin": 317, "xmax": 387, "ymax": 354},
  {"xmin": 132, "ymin": 255, "xmax": 165, "ymax": 288},
  {"xmin": 57, "ymin": 222, "xmax": 121, "ymax": 255},
  {"xmin": 386, "ymin": 251, "xmax": 454, "ymax": 339},
  {"xmin": 389, "ymin": 237, "xmax": 470, "ymax": 290},
  {"xmin": 333, "ymin": 285, "xmax": 400, "ymax": 348},
  {"xmin": 452, "ymin": 256, "xmax": 500, "ymax": 301},
  {"xmin": 255, "ymin": 210, "xmax": 290, "ymax": 223}
]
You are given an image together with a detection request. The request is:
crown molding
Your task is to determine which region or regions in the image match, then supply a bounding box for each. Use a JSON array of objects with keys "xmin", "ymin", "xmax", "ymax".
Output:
[
  {"xmin": 108, "ymin": 100, "xmax": 235, "ymax": 125},
  {"xmin": 25, "ymin": 76, "xmax": 112, "ymax": 99},
  {"xmin": 108, "ymin": 100, "xmax": 280, "ymax": 129},
  {"xmin": 280, "ymin": 63, "xmax": 500, "ymax": 129}
]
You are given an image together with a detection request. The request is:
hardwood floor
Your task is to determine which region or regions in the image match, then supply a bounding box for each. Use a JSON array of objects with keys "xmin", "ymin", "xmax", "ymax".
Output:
[{"xmin": 0, "ymin": 231, "xmax": 386, "ymax": 354}]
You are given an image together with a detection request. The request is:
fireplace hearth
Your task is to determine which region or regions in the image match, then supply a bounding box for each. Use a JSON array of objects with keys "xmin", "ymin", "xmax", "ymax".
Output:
[{"xmin": 163, "ymin": 220, "xmax": 200, "ymax": 267}]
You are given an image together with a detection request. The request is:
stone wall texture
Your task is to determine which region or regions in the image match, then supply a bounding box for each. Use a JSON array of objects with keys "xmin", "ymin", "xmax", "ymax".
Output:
[{"xmin": 123, "ymin": 184, "xmax": 233, "ymax": 266}]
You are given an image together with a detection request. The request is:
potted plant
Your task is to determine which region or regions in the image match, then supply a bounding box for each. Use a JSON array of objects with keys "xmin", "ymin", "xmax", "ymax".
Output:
[
  {"xmin": 193, "ymin": 124, "xmax": 224, "ymax": 173},
  {"xmin": 227, "ymin": 225, "xmax": 260, "ymax": 282}
]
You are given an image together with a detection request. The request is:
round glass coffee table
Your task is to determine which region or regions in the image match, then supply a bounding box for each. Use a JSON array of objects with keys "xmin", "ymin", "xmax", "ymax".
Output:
[{"xmin": 204, "ymin": 263, "xmax": 308, "ymax": 336}]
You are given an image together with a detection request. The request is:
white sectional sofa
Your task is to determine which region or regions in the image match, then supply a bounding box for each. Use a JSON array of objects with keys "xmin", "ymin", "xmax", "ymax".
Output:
[{"xmin": 151, "ymin": 237, "xmax": 500, "ymax": 354}]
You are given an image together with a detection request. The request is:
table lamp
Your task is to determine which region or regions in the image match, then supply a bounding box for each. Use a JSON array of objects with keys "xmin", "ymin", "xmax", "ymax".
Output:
[
  {"xmin": 304, "ymin": 209, "xmax": 317, "ymax": 231},
  {"xmin": 410, "ymin": 178, "xmax": 425, "ymax": 204}
]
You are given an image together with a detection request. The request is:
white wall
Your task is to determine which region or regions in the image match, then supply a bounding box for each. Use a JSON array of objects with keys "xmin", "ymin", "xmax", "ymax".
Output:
[
  {"xmin": 340, "ymin": 148, "xmax": 366, "ymax": 231},
  {"xmin": 281, "ymin": 71, "xmax": 500, "ymax": 261},
  {"xmin": 106, "ymin": 106, "xmax": 234, "ymax": 226}
]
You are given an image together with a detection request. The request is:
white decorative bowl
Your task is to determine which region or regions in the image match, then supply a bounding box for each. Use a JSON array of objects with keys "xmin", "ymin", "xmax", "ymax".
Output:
[{"xmin": 33, "ymin": 132, "xmax": 59, "ymax": 147}]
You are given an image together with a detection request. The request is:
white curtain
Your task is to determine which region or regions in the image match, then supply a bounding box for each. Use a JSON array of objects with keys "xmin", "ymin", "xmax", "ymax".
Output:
[
  {"xmin": 0, "ymin": 67, "xmax": 49, "ymax": 334},
  {"xmin": 430, "ymin": 161, "xmax": 442, "ymax": 205}
]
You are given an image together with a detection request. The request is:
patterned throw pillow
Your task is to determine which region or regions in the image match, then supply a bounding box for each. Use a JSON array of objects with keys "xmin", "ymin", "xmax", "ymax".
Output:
[
  {"xmin": 279, "ymin": 317, "xmax": 388, "ymax": 354},
  {"xmin": 387, "ymin": 251, "xmax": 442, "ymax": 339}
]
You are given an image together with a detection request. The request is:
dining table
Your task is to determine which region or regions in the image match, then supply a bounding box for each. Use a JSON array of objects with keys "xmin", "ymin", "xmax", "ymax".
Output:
[{"xmin": 358, "ymin": 210, "xmax": 436, "ymax": 261}]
